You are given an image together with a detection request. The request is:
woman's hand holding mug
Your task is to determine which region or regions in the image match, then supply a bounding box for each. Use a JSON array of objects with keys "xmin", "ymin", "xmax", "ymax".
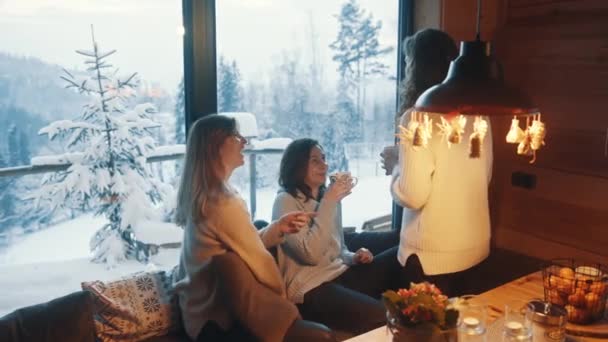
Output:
[
  {"xmin": 325, "ymin": 173, "xmax": 355, "ymax": 202},
  {"xmin": 380, "ymin": 145, "xmax": 398, "ymax": 176}
]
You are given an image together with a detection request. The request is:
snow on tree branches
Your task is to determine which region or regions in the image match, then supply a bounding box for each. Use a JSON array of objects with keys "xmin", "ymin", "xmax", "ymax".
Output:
[
  {"xmin": 330, "ymin": 0, "xmax": 393, "ymax": 143},
  {"xmin": 35, "ymin": 26, "xmax": 172, "ymax": 265}
]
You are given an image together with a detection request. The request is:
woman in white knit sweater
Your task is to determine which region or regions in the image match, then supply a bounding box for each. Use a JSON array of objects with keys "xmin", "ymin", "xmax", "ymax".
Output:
[
  {"xmin": 272, "ymin": 138, "xmax": 401, "ymax": 335},
  {"xmin": 172, "ymin": 115, "xmax": 336, "ymax": 342},
  {"xmin": 382, "ymin": 29, "xmax": 493, "ymax": 297}
]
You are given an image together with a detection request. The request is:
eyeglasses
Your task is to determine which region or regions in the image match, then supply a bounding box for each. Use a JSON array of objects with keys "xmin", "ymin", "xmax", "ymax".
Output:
[{"xmin": 232, "ymin": 132, "xmax": 247, "ymax": 144}]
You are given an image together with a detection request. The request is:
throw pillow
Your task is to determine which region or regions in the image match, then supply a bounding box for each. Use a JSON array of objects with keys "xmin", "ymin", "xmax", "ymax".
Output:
[{"xmin": 81, "ymin": 267, "xmax": 180, "ymax": 342}]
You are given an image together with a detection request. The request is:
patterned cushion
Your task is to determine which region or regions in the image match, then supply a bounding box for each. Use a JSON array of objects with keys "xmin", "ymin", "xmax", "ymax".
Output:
[{"xmin": 81, "ymin": 268, "xmax": 180, "ymax": 342}]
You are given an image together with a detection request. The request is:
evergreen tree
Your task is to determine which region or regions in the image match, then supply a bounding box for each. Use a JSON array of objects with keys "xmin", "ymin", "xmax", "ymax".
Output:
[
  {"xmin": 7, "ymin": 124, "xmax": 19, "ymax": 166},
  {"xmin": 35, "ymin": 27, "xmax": 170, "ymax": 265},
  {"xmin": 174, "ymin": 78, "xmax": 185, "ymax": 144},
  {"xmin": 323, "ymin": 78, "xmax": 353, "ymax": 172},
  {"xmin": 0, "ymin": 153, "xmax": 16, "ymax": 230},
  {"xmin": 329, "ymin": 0, "xmax": 393, "ymax": 142},
  {"xmin": 218, "ymin": 56, "xmax": 244, "ymax": 112},
  {"xmin": 6, "ymin": 124, "xmax": 31, "ymax": 166},
  {"xmin": 269, "ymin": 53, "xmax": 311, "ymax": 139},
  {"xmin": 18, "ymin": 130, "xmax": 30, "ymax": 165}
]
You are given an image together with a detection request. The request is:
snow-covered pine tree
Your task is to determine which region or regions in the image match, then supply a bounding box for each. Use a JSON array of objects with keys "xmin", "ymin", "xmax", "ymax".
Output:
[
  {"xmin": 323, "ymin": 78, "xmax": 352, "ymax": 172},
  {"xmin": 0, "ymin": 152, "xmax": 17, "ymax": 230},
  {"xmin": 269, "ymin": 53, "xmax": 311, "ymax": 139},
  {"xmin": 36, "ymin": 26, "xmax": 170, "ymax": 265},
  {"xmin": 218, "ymin": 56, "xmax": 244, "ymax": 112},
  {"xmin": 7, "ymin": 124, "xmax": 19, "ymax": 166},
  {"xmin": 6, "ymin": 124, "xmax": 31, "ymax": 167},
  {"xmin": 330, "ymin": 0, "xmax": 393, "ymax": 143},
  {"xmin": 18, "ymin": 130, "xmax": 31, "ymax": 166}
]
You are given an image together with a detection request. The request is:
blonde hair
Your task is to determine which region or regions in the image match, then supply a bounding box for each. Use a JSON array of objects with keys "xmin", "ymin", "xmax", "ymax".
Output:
[{"xmin": 175, "ymin": 115, "xmax": 237, "ymax": 227}]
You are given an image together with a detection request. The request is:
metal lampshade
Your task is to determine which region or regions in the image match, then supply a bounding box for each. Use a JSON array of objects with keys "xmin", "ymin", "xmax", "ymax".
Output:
[{"xmin": 414, "ymin": 40, "xmax": 538, "ymax": 116}]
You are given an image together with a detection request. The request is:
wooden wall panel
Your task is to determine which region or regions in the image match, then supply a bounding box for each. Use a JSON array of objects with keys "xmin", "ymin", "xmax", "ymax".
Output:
[
  {"xmin": 507, "ymin": 0, "xmax": 608, "ymax": 21},
  {"xmin": 441, "ymin": 0, "xmax": 502, "ymax": 42},
  {"xmin": 414, "ymin": 0, "xmax": 441, "ymax": 30},
  {"xmin": 488, "ymin": 0, "xmax": 608, "ymax": 263}
]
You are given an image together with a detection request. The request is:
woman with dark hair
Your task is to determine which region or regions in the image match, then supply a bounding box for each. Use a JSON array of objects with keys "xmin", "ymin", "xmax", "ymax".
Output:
[
  {"xmin": 381, "ymin": 28, "xmax": 459, "ymax": 174},
  {"xmin": 172, "ymin": 115, "xmax": 336, "ymax": 342},
  {"xmin": 382, "ymin": 28, "xmax": 494, "ymax": 297},
  {"xmin": 272, "ymin": 138, "xmax": 401, "ymax": 336}
]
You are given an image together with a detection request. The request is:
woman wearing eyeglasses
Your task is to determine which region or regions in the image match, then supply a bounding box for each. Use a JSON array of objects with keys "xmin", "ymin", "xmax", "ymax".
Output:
[{"xmin": 173, "ymin": 115, "xmax": 336, "ymax": 342}]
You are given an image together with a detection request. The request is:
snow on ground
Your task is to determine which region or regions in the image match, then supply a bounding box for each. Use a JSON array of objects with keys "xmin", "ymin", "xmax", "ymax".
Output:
[
  {"xmin": 0, "ymin": 249, "xmax": 179, "ymax": 317},
  {"xmin": 0, "ymin": 214, "xmax": 105, "ymax": 265},
  {"xmin": 0, "ymin": 173, "xmax": 392, "ymax": 317}
]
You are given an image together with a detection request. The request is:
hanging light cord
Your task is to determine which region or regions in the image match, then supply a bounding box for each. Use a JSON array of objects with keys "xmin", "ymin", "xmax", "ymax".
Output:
[{"xmin": 476, "ymin": 0, "xmax": 482, "ymax": 41}]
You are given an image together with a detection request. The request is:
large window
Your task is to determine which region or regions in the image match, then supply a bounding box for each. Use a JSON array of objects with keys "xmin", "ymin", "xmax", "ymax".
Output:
[
  {"xmin": 216, "ymin": 0, "xmax": 399, "ymax": 227},
  {"xmin": 0, "ymin": 0, "xmax": 184, "ymax": 315},
  {"xmin": 0, "ymin": 0, "xmax": 409, "ymax": 317}
]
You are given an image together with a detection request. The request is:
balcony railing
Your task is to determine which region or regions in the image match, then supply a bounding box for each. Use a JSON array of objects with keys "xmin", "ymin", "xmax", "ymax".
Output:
[{"xmin": 0, "ymin": 146, "xmax": 285, "ymax": 219}]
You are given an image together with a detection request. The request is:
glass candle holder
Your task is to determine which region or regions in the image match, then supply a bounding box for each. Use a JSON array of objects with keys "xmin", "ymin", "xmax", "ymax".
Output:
[
  {"xmin": 502, "ymin": 299, "xmax": 533, "ymax": 342},
  {"xmin": 457, "ymin": 295, "xmax": 487, "ymax": 337}
]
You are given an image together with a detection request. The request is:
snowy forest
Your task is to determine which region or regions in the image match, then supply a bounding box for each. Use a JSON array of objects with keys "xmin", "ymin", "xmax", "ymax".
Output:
[{"xmin": 0, "ymin": 0, "xmax": 397, "ymax": 264}]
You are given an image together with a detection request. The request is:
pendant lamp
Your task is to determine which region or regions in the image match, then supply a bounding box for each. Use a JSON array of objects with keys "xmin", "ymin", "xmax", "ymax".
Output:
[{"xmin": 403, "ymin": 0, "xmax": 545, "ymax": 163}]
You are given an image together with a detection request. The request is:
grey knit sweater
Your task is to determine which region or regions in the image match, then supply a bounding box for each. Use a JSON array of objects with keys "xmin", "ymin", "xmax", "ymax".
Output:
[{"xmin": 272, "ymin": 190, "xmax": 356, "ymax": 303}]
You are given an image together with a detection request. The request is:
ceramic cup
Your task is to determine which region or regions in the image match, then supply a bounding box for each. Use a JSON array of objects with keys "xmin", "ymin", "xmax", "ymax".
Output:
[{"xmin": 329, "ymin": 171, "xmax": 358, "ymax": 188}]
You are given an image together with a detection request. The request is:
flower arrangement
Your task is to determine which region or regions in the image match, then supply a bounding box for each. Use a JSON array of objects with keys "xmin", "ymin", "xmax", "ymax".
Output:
[{"xmin": 382, "ymin": 282, "xmax": 459, "ymax": 331}]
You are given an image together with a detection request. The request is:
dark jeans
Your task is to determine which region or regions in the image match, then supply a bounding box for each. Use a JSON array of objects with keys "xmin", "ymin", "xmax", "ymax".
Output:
[
  {"xmin": 297, "ymin": 245, "xmax": 401, "ymax": 336},
  {"xmin": 344, "ymin": 229, "xmax": 400, "ymax": 256},
  {"xmin": 343, "ymin": 229, "xmax": 405, "ymax": 294},
  {"xmin": 197, "ymin": 320, "xmax": 254, "ymax": 342},
  {"xmin": 400, "ymin": 254, "xmax": 468, "ymax": 298}
]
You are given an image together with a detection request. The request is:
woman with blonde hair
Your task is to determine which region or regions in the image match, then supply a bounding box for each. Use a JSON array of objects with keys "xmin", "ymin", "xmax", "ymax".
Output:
[{"xmin": 173, "ymin": 114, "xmax": 336, "ymax": 342}]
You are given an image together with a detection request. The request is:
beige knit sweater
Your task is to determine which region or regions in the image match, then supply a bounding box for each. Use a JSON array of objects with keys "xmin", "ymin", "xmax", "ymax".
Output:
[
  {"xmin": 392, "ymin": 110, "xmax": 493, "ymax": 276},
  {"xmin": 173, "ymin": 194, "xmax": 298, "ymax": 340}
]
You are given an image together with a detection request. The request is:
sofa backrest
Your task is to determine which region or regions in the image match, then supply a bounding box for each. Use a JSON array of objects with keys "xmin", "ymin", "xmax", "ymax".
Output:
[{"xmin": 0, "ymin": 290, "xmax": 96, "ymax": 342}]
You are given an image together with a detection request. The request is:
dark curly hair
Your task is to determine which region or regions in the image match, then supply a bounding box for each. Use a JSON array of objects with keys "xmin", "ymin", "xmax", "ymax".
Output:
[
  {"xmin": 398, "ymin": 29, "xmax": 458, "ymax": 122},
  {"xmin": 278, "ymin": 138, "xmax": 326, "ymax": 202}
]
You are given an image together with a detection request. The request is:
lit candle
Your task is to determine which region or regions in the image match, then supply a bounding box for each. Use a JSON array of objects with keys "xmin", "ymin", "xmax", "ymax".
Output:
[
  {"xmin": 505, "ymin": 321, "xmax": 523, "ymax": 333},
  {"xmin": 463, "ymin": 317, "xmax": 480, "ymax": 327}
]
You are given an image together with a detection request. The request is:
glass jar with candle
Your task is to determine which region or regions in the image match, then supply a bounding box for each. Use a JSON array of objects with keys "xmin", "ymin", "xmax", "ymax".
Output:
[
  {"xmin": 456, "ymin": 295, "xmax": 487, "ymax": 341},
  {"xmin": 502, "ymin": 299, "xmax": 533, "ymax": 342}
]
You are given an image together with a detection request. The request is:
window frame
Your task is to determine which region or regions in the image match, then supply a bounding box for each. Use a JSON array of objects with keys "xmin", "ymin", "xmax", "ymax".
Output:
[{"xmin": 182, "ymin": 0, "xmax": 414, "ymax": 229}]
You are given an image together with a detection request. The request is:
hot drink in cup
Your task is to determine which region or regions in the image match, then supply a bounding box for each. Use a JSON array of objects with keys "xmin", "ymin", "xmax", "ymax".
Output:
[{"xmin": 329, "ymin": 171, "xmax": 358, "ymax": 188}]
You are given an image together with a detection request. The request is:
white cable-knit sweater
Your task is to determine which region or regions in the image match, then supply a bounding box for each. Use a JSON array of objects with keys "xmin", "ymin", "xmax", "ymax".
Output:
[{"xmin": 391, "ymin": 110, "xmax": 493, "ymax": 275}]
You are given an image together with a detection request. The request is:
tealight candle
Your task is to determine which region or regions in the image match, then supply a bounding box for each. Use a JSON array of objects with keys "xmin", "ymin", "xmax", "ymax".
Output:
[
  {"xmin": 463, "ymin": 317, "xmax": 480, "ymax": 327},
  {"xmin": 505, "ymin": 321, "xmax": 523, "ymax": 332}
]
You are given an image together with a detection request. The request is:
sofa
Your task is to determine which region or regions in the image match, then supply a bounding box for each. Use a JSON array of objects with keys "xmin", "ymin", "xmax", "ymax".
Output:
[
  {"xmin": 0, "ymin": 229, "xmax": 543, "ymax": 342},
  {"xmin": 0, "ymin": 276, "xmax": 188, "ymax": 342}
]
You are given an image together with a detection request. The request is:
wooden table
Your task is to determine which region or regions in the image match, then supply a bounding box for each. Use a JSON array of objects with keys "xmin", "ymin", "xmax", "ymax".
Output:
[{"xmin": 346, "ymin": 272, "xmax": 607, "ymax": 342}]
